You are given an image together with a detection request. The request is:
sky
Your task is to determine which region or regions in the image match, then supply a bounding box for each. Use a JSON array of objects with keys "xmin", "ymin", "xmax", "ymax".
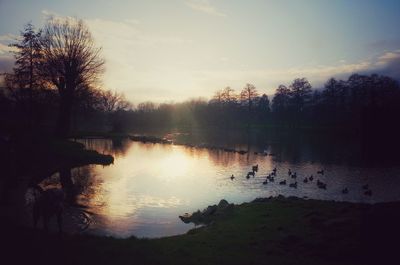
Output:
[{"xmin": 1, "ymin": 0, "xmax": 400, "ymax": 104}]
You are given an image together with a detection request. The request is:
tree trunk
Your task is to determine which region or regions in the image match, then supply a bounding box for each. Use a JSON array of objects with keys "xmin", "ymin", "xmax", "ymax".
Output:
[
  {"xmin": 59, "ymin": 167, "xmax": 74, "ymax": 203},
  {"xmin": 55, "ymin": 91, "xmax": 73, "ymax": 138}
]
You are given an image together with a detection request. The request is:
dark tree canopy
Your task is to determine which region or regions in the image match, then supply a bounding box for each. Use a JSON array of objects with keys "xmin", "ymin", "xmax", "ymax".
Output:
[
  {"xmin": 7, "ymin": 23, "xmax": 43, "ymax": 91},
  {"xmin": 289, "ymin": 78, "xmax": 312, "ymax": 112},
  {"xmin": 272, "ymin": 84, "xmax": 291, "ymax": 113},
  {"xmin": 257, "ymin": 94, "xmax": 270, "ymax": 113}
]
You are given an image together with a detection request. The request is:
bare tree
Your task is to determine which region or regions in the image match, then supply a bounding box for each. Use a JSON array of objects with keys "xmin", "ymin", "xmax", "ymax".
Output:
[
  {"xmin": 212, "ymin": 89, "xmax": 224, "ymax": 104},
  {"xmin": 97, "ymin": 90, "xmax": 132, "ymax": 112},
  {"xmin": 137, "ymin": 101, "xmax": 156, "ymax": 113},
  {"xmin": 289, "ymin": 78, "xmax": 312, "ymax": 112},
  {"xmin": 221, "ymin": 86, "xmax": 236, "ymax": 105},
  {"xmin": 40, "ymin": 17, "xmax": 105, "ymax": 137},
  {"xmin": 240, "ymin": 83, "xmax": 258, "ymax": 112}
]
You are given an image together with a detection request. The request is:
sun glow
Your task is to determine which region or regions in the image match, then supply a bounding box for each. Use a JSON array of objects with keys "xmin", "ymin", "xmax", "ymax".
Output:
[{"xmin": 156, "ymin": 150, "xmax": 193, "ymax": 180}]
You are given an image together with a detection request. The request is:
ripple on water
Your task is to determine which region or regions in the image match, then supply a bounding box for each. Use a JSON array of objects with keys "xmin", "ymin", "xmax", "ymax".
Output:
[{"xmin": 55, "ymin": 139, "xmax": 400, "ymax": 238}]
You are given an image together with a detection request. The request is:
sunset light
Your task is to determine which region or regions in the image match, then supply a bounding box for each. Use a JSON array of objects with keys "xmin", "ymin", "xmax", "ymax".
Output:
[{"xmin": 1, "ymin": 1, "xmax": 400, "ymax": 265}]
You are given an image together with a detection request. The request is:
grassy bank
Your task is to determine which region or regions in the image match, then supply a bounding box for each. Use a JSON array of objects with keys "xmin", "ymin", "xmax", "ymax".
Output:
[
  {"xmin": 2, "ymin": 136, "xmax": 113, "ymax": 184},
  {"xmin": 3, "ymin": 196, "xmax": 400, "ymax": 265}
]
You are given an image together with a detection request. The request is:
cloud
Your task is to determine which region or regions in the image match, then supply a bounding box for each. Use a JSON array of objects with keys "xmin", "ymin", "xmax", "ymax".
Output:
[
  {"xmin": 372, "ymin": 50, "xmax": 400, "ymax": 79},
  {"xmin": 0, "ymin": 34, "xmax": 19, "ymax": 42},
  {"xmin": 184, "ymin": 0, "xmax": 227, "ymax": 17},
  {"xmin": 0, "ymin": 42, "xmax": 18, "ymax": 55},
  {"xmin": 0, "ymin": 40, "xmax": 16, "ymax": 73},
  {"xmin": 82, "ymin": 17, "xmax": 194, "ymax": 102},
  {"xmin": 124, "ymin": 19, "xmax": 141, "ymax": 25},
  {"xmin": 41, "ymin": 9, "xmax": 63, "ymax": 20},
  {"xmin": 187, "ymin": 50, "xmax": 400, "ymax": 95}
]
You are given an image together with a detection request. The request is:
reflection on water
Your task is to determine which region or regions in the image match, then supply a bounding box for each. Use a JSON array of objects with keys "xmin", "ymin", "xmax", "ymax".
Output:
[{"xmin": 49, "ymin": 136, "xmax": 400, "ymax": 238}]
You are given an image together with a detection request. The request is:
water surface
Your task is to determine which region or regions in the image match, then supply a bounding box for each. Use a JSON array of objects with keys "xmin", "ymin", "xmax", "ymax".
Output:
[{"xmin": 44, "ymin": 136, "xmax": 400, "ymax": 238}]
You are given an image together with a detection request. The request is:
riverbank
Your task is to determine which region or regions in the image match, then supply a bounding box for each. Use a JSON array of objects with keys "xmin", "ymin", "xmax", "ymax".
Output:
[
  {"xmin": 3, "ymin": 196, "xmax": 399, "ymax": 265},
  {"xmin": 71, "ymin": 132, "xmax": 253, "ymax": 155},
  {"xmin": 1, "ymin": 135, "xmax": 114, "ymax": 184},
  {"xmin": 0, "ymin": 135, "xmax": 114, "ymax": 230}
]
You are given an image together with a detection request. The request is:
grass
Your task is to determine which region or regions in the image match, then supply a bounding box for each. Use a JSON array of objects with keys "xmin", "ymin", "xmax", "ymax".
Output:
[
  {"xmin": 4, "ymin": 196, "xmax": 400, "ymax": 265},
  {"xmin": 2, "ymin": 133, "xmax": 398, "ymax": 264}
]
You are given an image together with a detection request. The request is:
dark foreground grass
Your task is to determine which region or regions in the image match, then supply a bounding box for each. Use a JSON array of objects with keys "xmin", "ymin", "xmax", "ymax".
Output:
[{"xmin": 3, "ymin": 196, "xmax": 400, "ymax": 265}]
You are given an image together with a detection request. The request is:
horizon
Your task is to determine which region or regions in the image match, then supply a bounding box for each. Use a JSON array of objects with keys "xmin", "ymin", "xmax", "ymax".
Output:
[{"xmin": 1, "ymin": 0, "xmax": 400, "ymax": 104}]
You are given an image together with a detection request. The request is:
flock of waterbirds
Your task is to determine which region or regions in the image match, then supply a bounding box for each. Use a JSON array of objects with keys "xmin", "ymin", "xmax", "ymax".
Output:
[{"xmin": 230, "ymin": 166, "xmax": 374, "ymax": 197}]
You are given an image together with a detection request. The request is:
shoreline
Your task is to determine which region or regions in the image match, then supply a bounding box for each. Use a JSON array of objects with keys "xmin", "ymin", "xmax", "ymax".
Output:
[
  {"xmin": 3, "ymin": 133, "xmax": 400, "ymax": 264},
  {"xmin": 3, "ymin": 196, "xmax": 400, "ymax": 265}
]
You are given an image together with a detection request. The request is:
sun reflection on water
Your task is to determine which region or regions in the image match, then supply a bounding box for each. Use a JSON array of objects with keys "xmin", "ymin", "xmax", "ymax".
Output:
[{"xmin": 70, "ymin": 139, "xmax": 400, "ymax": 238}]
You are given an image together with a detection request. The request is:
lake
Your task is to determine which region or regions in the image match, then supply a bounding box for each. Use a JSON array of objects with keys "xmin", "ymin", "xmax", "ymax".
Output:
[{"xmin": 40, "ymin": 131, "xmax": 400, "ymax": 238}]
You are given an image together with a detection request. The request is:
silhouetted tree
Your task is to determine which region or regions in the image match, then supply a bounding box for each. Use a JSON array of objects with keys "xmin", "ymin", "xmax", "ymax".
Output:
[
  {"xmin": 240, "ymin": 83, "xmax": 258, "ymax": 112},
  {"xmin": 289, "ymin": 78, "xmax": 312, "ymax": 113},
  {"xmin": 256, "ymin": 94, "xmax": 270, "ymax": 112},
  {"xmin": 97, "ymin": 90, "xmax": 132, "ymax": 112},
  {"xmin": 40, "ymin": 17, "xmax": 105, "ymax": 137},
  {"xmin": 137, "ymin": 101, "xmax": 156, "ymax": 113},
  {"xmin": 7, "ymin": 23, "xmax": 43, "ymax": 92},
  {"xmin": 272, "ymin": 85, "xmax": 291, "ymax": 113},
  {"xmin": 212, "ymin": 89, "xmax": 224, "ymax": 105},
  {"xmin": 221, "ymin": 86, "xmax": 237, "ymax": 105},
  {"xmin": 5, "ymin": 23, "xmax": 43, "ymax": 126}
]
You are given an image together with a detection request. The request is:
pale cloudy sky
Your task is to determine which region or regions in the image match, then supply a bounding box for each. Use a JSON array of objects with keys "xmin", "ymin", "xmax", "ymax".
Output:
[{"xmin": 1, "ymin": 0, "xmax": 400, "ymax": 104}]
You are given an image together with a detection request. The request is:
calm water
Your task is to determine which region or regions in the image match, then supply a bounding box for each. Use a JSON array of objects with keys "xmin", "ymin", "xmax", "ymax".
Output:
[{"xmin": 42, "ymin": 134, "xmax": 400, "ymax": 238}]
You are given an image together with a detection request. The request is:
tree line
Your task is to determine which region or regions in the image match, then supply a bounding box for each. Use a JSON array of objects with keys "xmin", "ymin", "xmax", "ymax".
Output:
[
  {"xmin": 1, "ymin": 19, "xmax": 400, "ymax": 138},
  {"xmin": 120, "ymin": 74, "xmax": 400, "ymax": 136}
]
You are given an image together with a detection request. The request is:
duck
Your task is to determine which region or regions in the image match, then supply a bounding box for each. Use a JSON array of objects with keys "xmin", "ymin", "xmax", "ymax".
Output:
[
  {"xmin": 269, "ymin": 177, "xmax": 275, "ymax": 182},
  {"xmin": 309, "ymin": 175, "xmax": 314, "ymax": 181},
  {"xmin": 317, "ymin": 180, "xmax": 327, "ymax": 189},
  {"xmin": 342, "ymin": 188, "xmax": 349, "ymax": 194},
  {"xmin": 303, "ymin": 178, "xmax": 308, "ymax": 183},
  {"xmin": 272, "ymin": 167, "xmax": 277, "ymax": 173},
  {"xmin": 279, "ymin": 180, "xmax": 287, "ymax": 185},
  {"xmin": 252, "ymin": 164, "xmax": 259, "ymax": 172},
  {"xmin": 230, "ymin": 174, "xmax": 235, "ymax": 180},
  {"xmin": 288, "ymin": 169, "xmax": 292, "ymax": 176},
  {"xmin": 317, "ymin": 170, "xmax": 324, "ymax": 175},
  {"xmin": 262, "ymin": 180, "xmax": 268, "ymax": 185},
  {"xmin": 289, "ymin": 182, "xmax": 298, "ymax": 188},
  {"xmin": 291, "ymin": 172, "xmax": 297, "ymax": 179},
  {"xmin": 247, "ymin": 171, "xmax": 255, "ymax": 177}
]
